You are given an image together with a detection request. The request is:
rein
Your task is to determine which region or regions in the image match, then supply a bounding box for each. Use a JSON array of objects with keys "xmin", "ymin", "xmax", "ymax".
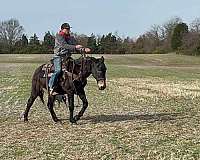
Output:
[{"xmin": 64, "ymin": 53, "xmax": 87, "ymax": 107}]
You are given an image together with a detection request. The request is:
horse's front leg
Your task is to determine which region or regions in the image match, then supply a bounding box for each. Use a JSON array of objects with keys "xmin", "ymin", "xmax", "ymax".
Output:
[
  {"xmin": 47, "ymin": 95, "xmax": 59, "ymax": 122},
  {"xmin": 67, "ymin": 94, "xmax": 76, "ymax": 123},
  {"xmin": 74, "ymin": 90, "xmax": 88, "ymax": 122}
]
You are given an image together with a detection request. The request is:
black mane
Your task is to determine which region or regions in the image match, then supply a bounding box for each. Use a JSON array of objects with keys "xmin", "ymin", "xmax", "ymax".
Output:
[{"xmin": 74, "ymin": 56, "xmax": 97, "ymax": 65}]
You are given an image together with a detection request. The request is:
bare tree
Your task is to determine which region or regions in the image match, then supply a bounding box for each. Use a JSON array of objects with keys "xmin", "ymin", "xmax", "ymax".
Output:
[
  {"xmin": 134, "ymin": 17, "xmax": 182, "ymax": 53},
  {"xmin": 0, "ymin": 18, "xmax": 24, "ymax": 45},
  {"xmin": 161, "ymin": 17, "xmax": 182, "ymax": 50},
  {"xmin": 148, "ymin": 25, "xmax": 162, "ymax": 45},
  {"xmin": 163, "ymin": 17, "xmax": 182, "ymax": 37},
  {"xmin": 190, "ymin": 18, "xmax": 200, "ymax": 33},
  {"xmin": 181, "ymin": 32, "xmax": 200, "ymax": 55}
]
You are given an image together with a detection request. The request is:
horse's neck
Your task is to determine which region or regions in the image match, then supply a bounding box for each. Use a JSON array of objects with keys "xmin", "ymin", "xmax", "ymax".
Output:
[{"xmin": 73, "ymin": 58, "xmax": 92, "ymax": 79}]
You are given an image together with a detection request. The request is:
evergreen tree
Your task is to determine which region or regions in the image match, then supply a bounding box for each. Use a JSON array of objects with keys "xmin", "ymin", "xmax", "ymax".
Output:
[
  {"xmin": 21, "ymin": 34, "xmax": 28, "ymax": 46},
  {"xmin": 13, "ymin": 34, "xmax": 28, "ymax": 53},
  {"xmin": 171, "ymin": 23, "xmax": 188, "ymax": 50},
  {"xmin": 87, "ymin": 33, "xmax": 98, "ymax": 53},
  {"xmin": 29, "ymin": 33, "xmax": 40, "ymax": 45},
  {"xmin": 15, "ymin": 34, "xmax": 28, "ymax": 47},
  {"xmin": 100, "ymin": 33, "xmax": 118, "ymax": 54},
  {"xmin": 43, "ymin": 31, "xmax": 55, "ymax": 49}
]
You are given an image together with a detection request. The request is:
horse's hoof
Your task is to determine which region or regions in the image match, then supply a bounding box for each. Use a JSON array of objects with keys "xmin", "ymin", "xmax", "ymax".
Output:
[
  {"xmin": 53, "ymin": 118, "xmax": 59, "ymax": 123},
  {"xmin": 70, "ymin": 118, "xmax": 77, "ymax": 124},
  {"xmin": 74, "ymin": 115, "xmax": 80, "ymax": 121},
  {"xmin": 24, "ymin": 117, "xmax": 28, "ymax": 122},
  {"xmin": 24, "ymin": 119, "xmax": 28, "ymax": 122},
  {"xmin": 71, "ymin": 122, "xmax": 78, "ymax": 125},
  {"xmin": 20, "ymin": 112, "xmax": 27, "ymax": 122}
]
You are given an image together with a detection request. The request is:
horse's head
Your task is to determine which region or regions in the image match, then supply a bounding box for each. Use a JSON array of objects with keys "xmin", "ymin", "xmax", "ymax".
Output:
[{"xmin": 91, "ymin": 56, "xmax": 107, "ymax": 90}]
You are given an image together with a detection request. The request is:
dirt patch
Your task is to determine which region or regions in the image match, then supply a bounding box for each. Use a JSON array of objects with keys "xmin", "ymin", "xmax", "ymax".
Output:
[
  {"xmin": 0, "ymin": 63, "xmax": 20, "ymax": 69},
  {"xmin": 112, "ymin": 78, "xmax": 200, "ymax": 99},
  {"xmin": 16, "ymin": 56, "xmax": 35, "ymax": 59},
  {"xmin": 119, "ymin": 64, "xmax": 200, "ymax": 69},
  {"xmin": 0, "ymin": 86, "xmax": 17, "ymax": 90}
]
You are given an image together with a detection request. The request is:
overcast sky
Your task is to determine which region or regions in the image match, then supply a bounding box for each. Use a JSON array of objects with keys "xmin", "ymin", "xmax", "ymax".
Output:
[{"xmin": 1, "ymin": 0, "xmax": 200, "ymax": 39}]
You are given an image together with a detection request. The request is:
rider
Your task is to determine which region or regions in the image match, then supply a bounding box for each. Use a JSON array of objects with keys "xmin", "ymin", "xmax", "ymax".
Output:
[{"xmin": 48, "ymin": 23, "xmax": 91, "ymax": 94}]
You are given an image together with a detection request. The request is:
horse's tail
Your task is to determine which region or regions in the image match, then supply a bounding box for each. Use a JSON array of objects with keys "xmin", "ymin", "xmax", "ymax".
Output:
[
  {"xmin": 23, "ymin": 64, "xmax": 46, "ymax": 121},
  {"xmin": 38, "ymin": 89, "xmax": 45, "ymax": 104},
  {"xmin": 31, "ymin": 64, "xmax": 46, "ymax": 104}
]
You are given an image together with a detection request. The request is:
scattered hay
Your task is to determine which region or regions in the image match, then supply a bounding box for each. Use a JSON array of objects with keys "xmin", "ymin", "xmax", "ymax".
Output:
[{"xmin": 114, "ymin": 78, "xmax": 200, "ymax": 99}]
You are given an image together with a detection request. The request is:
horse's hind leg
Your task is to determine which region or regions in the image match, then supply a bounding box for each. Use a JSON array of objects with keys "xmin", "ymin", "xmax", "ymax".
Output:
[
  {"xmin": 24, "ymin": 92, "xmax": 37, "ymax": 122},
  {"xmin": 47, "ymin": 95, "xmax": 59, "ymax": 122}
]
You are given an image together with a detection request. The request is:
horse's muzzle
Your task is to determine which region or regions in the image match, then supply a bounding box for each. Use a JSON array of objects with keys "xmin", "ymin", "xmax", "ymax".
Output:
[{"xmin": 97, "ymin": 80, "xmax": 106, "ymax": 90}]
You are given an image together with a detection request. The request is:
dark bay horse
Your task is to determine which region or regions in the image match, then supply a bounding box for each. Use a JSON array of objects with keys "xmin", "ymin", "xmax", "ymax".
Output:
[{"xmin": 23, "ymin": 56, "xmax": 107, "ymax": 123}]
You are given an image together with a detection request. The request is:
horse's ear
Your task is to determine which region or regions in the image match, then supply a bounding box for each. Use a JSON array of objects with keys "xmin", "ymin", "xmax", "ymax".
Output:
[{"xmin": 101, "ymin": 56, "xmax": 104, "ymax": 62}]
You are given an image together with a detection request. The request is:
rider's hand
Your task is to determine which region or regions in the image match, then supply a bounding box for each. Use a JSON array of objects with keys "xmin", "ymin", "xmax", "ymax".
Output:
[
  {"xmin": 75, "ymin": 45, "xmax": 83, "ymax": 49},
  {"xmin": 84, "ymin": 48, "xmax": 91, "ymax": 53}
]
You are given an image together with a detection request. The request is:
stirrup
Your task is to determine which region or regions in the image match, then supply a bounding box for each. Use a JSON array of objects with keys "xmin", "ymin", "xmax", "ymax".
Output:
[{"xmin": 49, "ymin": 88, "xmax": 54, "ymax": 95}]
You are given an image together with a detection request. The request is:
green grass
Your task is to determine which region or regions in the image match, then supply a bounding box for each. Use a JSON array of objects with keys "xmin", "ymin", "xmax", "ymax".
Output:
[
  {"xmin": 2, "ymin": 53, "xmax": 200, "ymax": 66},
  {"xmin": 1, "ymin": 53, "xmax": 200, "ymax": 159},
  {"xmin": 107, "ymin": 64, "xmax": 200, "ymax": 80}
]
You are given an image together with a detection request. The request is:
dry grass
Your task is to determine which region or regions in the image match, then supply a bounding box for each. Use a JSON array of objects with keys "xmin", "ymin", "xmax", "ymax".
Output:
[
  {"xmin": 1, "ymin": 54, "xmax": 200, "ymax": 159},
  {"xmin": 115, "ymin": 78, "xmax": 200, "ymax": 98}
]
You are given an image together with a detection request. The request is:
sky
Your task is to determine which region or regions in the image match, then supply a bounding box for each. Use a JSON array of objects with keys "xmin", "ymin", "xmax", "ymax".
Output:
[{"xmin": 0, "ymin": 0, "xmax": 200, "ymax": 40}]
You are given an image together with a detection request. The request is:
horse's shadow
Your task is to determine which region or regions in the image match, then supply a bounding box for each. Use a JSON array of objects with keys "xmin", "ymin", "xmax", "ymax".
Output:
[{"xmin": 82, "ymin": 112, "xmax": 188, "ymax": 124}]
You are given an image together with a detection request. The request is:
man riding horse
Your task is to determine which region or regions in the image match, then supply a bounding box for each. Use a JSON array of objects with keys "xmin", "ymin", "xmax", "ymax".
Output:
[
  {"xmin": 49, "ymin": 22, "xmax": 91, "ymax": 95},
  {"xmin": 23, "ymin": 23, "xmax": 107, "ymax": 124}
]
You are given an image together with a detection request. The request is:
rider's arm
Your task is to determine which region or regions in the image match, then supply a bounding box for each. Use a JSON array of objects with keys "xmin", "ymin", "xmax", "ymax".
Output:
[
  {"xmin": 56, "ymin": 34, "xmax": 76, "ymax": 52},
  {"xmin": 69, "ymin": 36, "xmax": 77, "ymax": 45}
]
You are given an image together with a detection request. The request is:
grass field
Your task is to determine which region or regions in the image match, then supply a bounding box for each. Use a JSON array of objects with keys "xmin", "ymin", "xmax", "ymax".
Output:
[{"xmin": 1, "ymin": 53, "xmax": 200, "ymax": 159}]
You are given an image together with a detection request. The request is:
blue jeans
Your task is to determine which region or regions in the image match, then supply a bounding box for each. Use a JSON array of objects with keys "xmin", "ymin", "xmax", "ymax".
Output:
[{"xmin": 48, "ymin": 56, "xmax": 61, "ymax": 89}]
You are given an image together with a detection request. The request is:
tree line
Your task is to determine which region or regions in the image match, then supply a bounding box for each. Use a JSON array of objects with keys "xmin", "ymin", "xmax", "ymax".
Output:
[{"xmin": 1, "ymin": 17, "xmax": 200, "ymax": 55}]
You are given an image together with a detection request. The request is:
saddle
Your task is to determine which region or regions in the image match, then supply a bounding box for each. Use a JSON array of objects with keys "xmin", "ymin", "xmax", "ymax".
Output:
[
  {"xmin": 42, "ymin": 56, "xmax": 87, "ymax": 96},
  {"xmin": 42, "ymin": 58, "xmax": 79, "ymax": 81}
]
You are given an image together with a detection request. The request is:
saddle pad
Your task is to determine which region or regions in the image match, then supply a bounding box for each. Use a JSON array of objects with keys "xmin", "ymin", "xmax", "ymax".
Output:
[
  {"xmin": 42, "ymin": 64, "xmax": 65, "ymax": 78},
  {"xmin": 43, "ymin": 73, "xmax": 53, "ymax": 78}
]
